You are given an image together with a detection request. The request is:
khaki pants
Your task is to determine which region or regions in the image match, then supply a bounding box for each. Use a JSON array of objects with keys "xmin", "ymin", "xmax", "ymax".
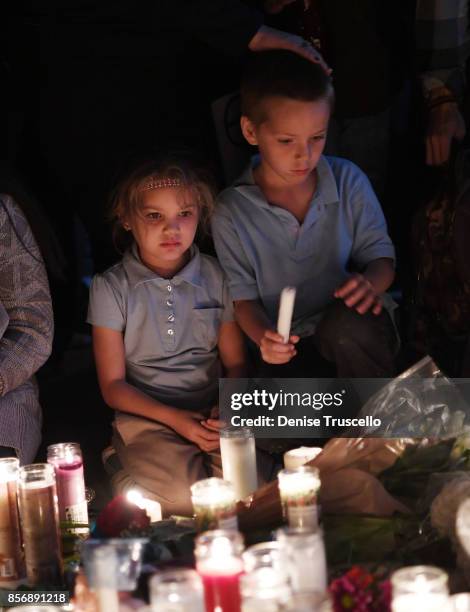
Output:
[{"xmin": 112, "ymin": 413, "xmax": 275, "ymax": 517}]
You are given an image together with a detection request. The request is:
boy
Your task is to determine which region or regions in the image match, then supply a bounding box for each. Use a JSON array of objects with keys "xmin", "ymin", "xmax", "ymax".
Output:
[{"xmin": 212, "ymin": 50, "xmax": 397, "ymax": 377}]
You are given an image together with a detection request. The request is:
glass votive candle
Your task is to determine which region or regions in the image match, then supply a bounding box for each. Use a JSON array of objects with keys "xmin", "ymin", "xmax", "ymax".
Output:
[
  {"xmin": 283, "ymin": 447, "xmax": 323, "ymax": 470},
  {"xmin": 391, "ymin": 566, "xmax": 450, "ymax": 612},
  {"xmin": 276, "ymin": 527, "xmax": 327, "ymax": 595},
  {"xmin": 451, "ymin": 593, "xmax": 470, "ymax": 611},
  {"xmin": 191, "ymin": 478, "xmax": 238, "ymax": 531},
  {"xmin": 241, "ymin": 567, "xmax": 291, "ymax": 611},
  {"xmin": 17, "ymin": 463, "xmax": 63, "ymax": 587},
  {"xmin": 195, "ymin": 529, "xmax": 244, "ymax": 612},
  {"xmin": 277, "ymin": 466, "xmax": 321, "ymax": 529},
  {"xmin": 149, "ymin": 569, "xmax": 204, "ymax": 612},
  {"xmin": 0, "ymin": 457, "xmax": 25, "ymax": 586},
  {"xmin": 242, "ymin": 542, "xmax": 284, "ymax": 574},
  {"xmin": 81, "ymin": 538, "xmax": 148, "ymax": 592},
  {"xmin": 220, "ymin": 427, "xmax": 258, "ymax": 500},
  {"xmin": 47, "ymin": 442, "xmax": 88, "ymax": 533}
]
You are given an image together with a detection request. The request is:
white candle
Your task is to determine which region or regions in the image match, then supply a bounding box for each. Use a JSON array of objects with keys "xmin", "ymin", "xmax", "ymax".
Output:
[
  {"xmin": 391, "ymin": 566, "xmax": 451, "ymax": 612},
  {"xmin": 277, "ymin": 466, "xmax": 321, "ymax": 530},
  {"xmin": 450, "ymin": 593, "xmax": 470, "ymax": 611},
  {"xmin": 277, "ymin": 287, "xmax": 296, "ymax": 343},
  {"xmin": 126, "ymin": 490, "xmax": 162, "ymax": 522},
  {"xmin": 220, "ymin": 427, "xmax": 257, "ymax": 500},
  {"xmin": 191, "ymin": 478, "xmax": 238, "ymax": 531},
  {"xmin": 283, "ymin": 447, "xmax": 323, "ymax": 470},
  {"xmin": 276, "ymin": 527, "xmax": 327, "ymax": 594},
  {"xmin": 93, "ymin": 546, "xmax": 120, "ymax": 612},
  {"xmin": 0, "ymin": 458, "xmax": 24, "ymax": 587}
]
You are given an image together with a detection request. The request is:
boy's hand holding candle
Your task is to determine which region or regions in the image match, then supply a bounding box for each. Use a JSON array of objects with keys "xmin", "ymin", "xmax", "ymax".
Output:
[{"xmin": 260, "ymin": 286, "xmax": 299, "ymax": 364}]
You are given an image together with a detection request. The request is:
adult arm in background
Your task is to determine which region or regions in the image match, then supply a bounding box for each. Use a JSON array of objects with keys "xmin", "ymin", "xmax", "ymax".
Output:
[
  {"xmin": 416, "ymin": 0, "xmax": 469, "ymax": 165},
  {"xmin": 180, "ymin": 0, "xmax": 329, "ymax": 69},
  {"xmin": 0, "ymin": 195, "xmax": 53, "ymax": 396}
]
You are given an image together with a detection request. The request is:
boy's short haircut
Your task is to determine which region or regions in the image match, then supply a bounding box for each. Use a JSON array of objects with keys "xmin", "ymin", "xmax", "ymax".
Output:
[{"xmin": 241, "ymin": 49, "xmax": 334, "ymax": 124}]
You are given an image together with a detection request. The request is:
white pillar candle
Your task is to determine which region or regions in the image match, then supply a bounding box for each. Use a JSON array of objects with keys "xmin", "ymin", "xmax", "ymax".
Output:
[
  {"xmin": 276, "ymin": 527, "xmax": 327, "ymax": 595},
  {"xmin": 277, "ymin": 466, "xmax": 321, "ymax": 530},
  {"xmin": 450, "ymin": 593, "xmax": 470, "ymax": 611},
  {"xmin": 391, "ymin": 566, "xmax": 451, "ymax": 612},
  {"xmin": 93, "ymin": 546, "xmax": 120, "ymax": 612},
  {"xmin": 283, "ymin": 447, "xmax": 323, "ymax": 470},
  {"xmin": 0, "ymin": 458, "xmax": 24, "ymax": 587},
  {"xmin": 191, "ymin": 478, "xmax": 238, "ymax": 531},
  {"xmin": 220, "ymin": 427, "xmax": 257, "ymax": 500},
  {"xmin": 126, "ymin": 490, "xmax": 162, "ymax": 522},
  {"xmin": 277, "ymin": 287, "xmax": 296, "ymax": 343}
]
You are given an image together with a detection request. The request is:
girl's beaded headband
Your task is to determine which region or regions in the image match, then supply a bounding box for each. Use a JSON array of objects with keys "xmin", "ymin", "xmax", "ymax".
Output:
[{"xmin": 142, "ymin": 178, "xmax": 182, "ymax": 191}]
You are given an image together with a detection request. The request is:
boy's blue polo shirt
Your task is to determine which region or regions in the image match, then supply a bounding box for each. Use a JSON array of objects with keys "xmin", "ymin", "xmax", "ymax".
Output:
[{"xmin": 211, "ymin": 155, "xmax": 396, "ymax": 337}]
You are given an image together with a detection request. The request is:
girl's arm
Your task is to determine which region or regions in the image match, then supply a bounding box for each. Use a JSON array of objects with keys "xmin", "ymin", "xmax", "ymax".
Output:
[
  {"xmin": 92, "ymin": 326, "xmax": 220, "ymax": 451},
  {"xmin": 217, "ymin": 320, "xmax": 247, "ymax": 378}
]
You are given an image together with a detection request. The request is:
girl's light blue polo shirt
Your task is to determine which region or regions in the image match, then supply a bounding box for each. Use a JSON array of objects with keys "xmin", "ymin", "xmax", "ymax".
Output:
[
  {"xmin": 87, "ymin": 245, "xmax": 233, "ymax": 411},
  {"xmin": 211, "ymin": 155, "xmax": 395, "ymax": 337}
]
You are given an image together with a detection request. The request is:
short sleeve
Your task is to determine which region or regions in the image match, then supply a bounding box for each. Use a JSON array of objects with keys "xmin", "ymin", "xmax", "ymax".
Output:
[
  {"xmin": 211, "ymin": 203, "xmax": 260, "ymax": 301},
  {"xmin": 87, "ymin": 274, "xmax": 126, "ymax": 331},
  {"xmin": 348, "ymin": 170, "xmax": 396, "ymax": 270}
]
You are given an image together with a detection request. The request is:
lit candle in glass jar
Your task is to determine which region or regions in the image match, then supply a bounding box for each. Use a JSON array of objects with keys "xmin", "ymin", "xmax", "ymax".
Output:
[
  {"xmin": 283, "ymin": 446, "xmax": 322, "ymax": 470},
  {"xmin": 0, "ymin": 458, "xmax": 25, "ymax": 586},
  {"xmin": 47, "ymin": 442, "xmax": 88, "ymax": 533},
  {"xmin": 391, "ymin": 566, "xmax": 451, "ymax": 612},
  {"xmin": 195, "ymin": 530, "xmax": 244, "ymax": 612},
  {"xmin": 191, "ymin": 478, "xmax": 238, "ymax": 531},
  {"xmin": 220, "ymin": 427, "xmax": 257, "ymax": 500},
  {"xmin": 126, "ymin": 489, "xmax": 162, "ymax": 523},
  {"xmin": 18, "ymin": 463, "xmax": 63, "ymax": 586},
  {"xmin": 277, "ymin": 466, "xmax": 321, "ymax": 529},
  {"xmin": 149, "ymin": 568, "xmax": 204, "ymax": 612}
]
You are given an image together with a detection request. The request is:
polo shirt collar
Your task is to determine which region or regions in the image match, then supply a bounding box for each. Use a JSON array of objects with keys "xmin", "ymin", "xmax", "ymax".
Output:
[
  {"xmin": 233, "ymin": 155, "xmax": 340, "ymax": 211},
  {"xmin": 123, "ymin": 243, "xmax": 203, "ymax": 288}
]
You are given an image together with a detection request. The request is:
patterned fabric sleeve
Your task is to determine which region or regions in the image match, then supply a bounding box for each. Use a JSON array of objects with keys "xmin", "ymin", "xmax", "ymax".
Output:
[
  {"xmin": 416, "ymin": 0, "xmax": 470, "ymax": 100},
  {"xmin": 0, "ymin": 194, "xmax": 53, "ymax": 396}
]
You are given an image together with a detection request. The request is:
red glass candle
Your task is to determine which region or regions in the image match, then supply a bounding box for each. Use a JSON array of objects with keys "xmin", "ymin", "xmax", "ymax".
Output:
[
  {"xmin": 47, "ymin": 442, "xmax": 88, "ymax": 532},
  {"xmin": 195, "ymin": 530, "xmax": 244, "ymax": 612}
]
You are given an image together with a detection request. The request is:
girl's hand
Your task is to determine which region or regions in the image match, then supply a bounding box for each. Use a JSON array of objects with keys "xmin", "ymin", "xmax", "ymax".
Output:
[
  {"xmin": 260, "ymin": 330, "xmax": 299, "ymax": 364},
  {"xmin": 171, "ymin": 410, "xmax": 220, "ymax": 452},
  {"xmin": 334, "ymin": 274, "xmax": 382, "ymax": 315}
]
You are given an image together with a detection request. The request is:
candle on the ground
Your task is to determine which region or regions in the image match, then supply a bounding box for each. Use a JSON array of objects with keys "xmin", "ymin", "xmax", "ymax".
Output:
[
  {"xmin": 126, "ymin": 489, "xmax": 162, "ymax": 522},
  {"xmin": 391, "ymin": 566, "xmax": 450, "ymax": 612},
  {"xmin": 276, "ymin": 527, "xmax": 327, "ymax": 594},
  {"xmin": 191, "ymin": 478, "xmax": 238, "ymax": 531},
  {"xmin": 277, "ymin": 287, "xmax": 296, "ymax": 343},
  {"xmin": 241, "ymin": 541, "xmax": 291, "ymax": 610},
  {"xmin": 93, "ymin": 546, "xmax": 120, "ymax": 612},
  {"xmin": 47, "ymin": 442, "xmax": 88, "ymax": 533},
  {"xmin": 283, "ymin": 446, "xmax": 323, "ymax": 470},
  {"xmin": 195, "ymin": 530, "xmax": 244, "ymax": 612},
  {"xmin": 277, "ymin": 466, "xmax": 321, "ymax": 530},
  {"xmin": 17, "ymin": 464, "xmax": 63, "ymax": 586},
  {"xmin": 220, "ymin": 427, "xmax": 257, "ymax": 500},
  {"xmin": 0, "ymin": 458, "xmax": 25, "ymax": 586},
  {"xmin": 149, "ymin": 568, "xmax": 204, "ymax": 611}
]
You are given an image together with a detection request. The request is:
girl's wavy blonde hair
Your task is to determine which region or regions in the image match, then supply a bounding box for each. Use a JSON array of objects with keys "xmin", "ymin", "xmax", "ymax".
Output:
[{"xmin": 109, "ymin": 154, "xmax": 216, "ymax": 253}]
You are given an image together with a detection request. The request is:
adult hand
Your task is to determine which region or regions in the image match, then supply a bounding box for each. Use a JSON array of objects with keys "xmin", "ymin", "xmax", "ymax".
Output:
[
  {"xmin": 249, "ymin": 25, "xmax": 331, "ymax": 74},
  {"xmin": 171, "ymin": 410, "xmax": 220, "ymax": 452},
  {"xmin": 334, "ymin": 273, "xmax": 382, "ymax": 315},
  {"xmin": 260, "ymin": 329, "xmax": 299, "ymax": 364},
  {"xmin": 426, "ymin": 102, "xmax": 466, "ymax": 166}
]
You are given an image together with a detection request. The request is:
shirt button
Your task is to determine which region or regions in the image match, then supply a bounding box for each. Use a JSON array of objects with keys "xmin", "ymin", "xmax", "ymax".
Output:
[
  {"xmin": 167, "ymin": 328, "xmax": 174, "ymax": 335},
  {"xmin": 167, "ymin": 284, "xmax": 172, "ymax": 292},
  {"xmin": 166, "ymin": 300, "xmax": 173, "ymax": 307},
  {"xmin": 167, "ymin": 314, "xmax": 175, "ymax": 322}
]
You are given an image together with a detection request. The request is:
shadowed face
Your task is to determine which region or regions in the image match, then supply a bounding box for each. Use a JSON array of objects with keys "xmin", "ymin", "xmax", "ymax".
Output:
[{"xmin": 241, "ymin": 96, "xmax": 331, "ymax": 187}]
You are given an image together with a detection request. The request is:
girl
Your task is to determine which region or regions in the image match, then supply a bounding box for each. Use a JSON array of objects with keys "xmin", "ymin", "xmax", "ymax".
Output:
[{"xmin": 87, "ymin": 157, "xmax": 247, "ymax": 516}]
